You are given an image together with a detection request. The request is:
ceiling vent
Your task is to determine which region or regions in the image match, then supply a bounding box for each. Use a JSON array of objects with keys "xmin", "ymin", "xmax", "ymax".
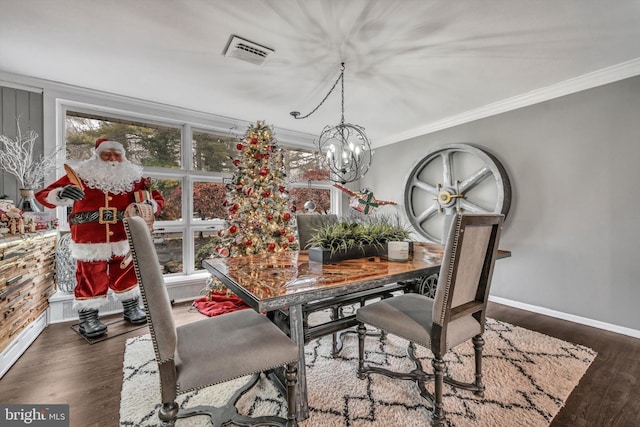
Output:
[{"xmin": 223, "ymin": 35, "xmax": 274, "ymax": 66}]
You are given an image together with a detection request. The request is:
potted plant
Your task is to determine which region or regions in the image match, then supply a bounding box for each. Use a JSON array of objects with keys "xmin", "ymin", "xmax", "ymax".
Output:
[{"xmin": 305, "ymin": 214, "xmax": 412, "ymax": 263}]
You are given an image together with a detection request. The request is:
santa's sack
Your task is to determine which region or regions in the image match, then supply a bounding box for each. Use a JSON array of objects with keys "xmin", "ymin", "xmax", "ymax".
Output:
[{"xmin": 125, "ymin": 202, "xmax": 155, "ymax": 231}]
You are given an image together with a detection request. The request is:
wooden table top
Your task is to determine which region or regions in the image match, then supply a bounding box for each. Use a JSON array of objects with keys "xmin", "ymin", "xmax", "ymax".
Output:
[{"xmin": 204, "ymin": 243, "xmax": 513, "ymax": 312}]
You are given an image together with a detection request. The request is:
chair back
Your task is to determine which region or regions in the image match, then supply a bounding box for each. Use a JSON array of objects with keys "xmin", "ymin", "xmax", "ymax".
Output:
[
  {"xmin": 432, "ymin": 213, "xmax": 504, "ymax": 352},
  {"xmin": 296, "ymin": 213, "xmax": 338, "ymax": 248},
  {"xmin": 124, "ymin": 217, "xmax": 177, "ymax": 366}
]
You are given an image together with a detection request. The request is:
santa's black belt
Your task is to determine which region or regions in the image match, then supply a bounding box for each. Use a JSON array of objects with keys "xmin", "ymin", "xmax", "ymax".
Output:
[{"xmin": 69, "ymin": 208, "xmax": 126, "ymax": 225}]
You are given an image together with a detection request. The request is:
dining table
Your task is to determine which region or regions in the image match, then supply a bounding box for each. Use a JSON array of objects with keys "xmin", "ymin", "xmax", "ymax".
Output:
[{"xmin": 202, "ymin": 242, "xmax": 511, "ymax": 420}]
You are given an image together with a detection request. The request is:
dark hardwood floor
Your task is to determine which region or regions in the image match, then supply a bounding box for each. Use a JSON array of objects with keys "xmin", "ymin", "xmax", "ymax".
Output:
[{"xmin": 0, "ymin": 301, "xmax": 638, "ymax": 427}]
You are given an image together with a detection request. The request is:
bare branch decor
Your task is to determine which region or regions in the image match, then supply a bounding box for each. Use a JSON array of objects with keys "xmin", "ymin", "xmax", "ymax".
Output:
[{"xmin": 0, "ymin": 120, "xmax": 59, "ymax": 189}]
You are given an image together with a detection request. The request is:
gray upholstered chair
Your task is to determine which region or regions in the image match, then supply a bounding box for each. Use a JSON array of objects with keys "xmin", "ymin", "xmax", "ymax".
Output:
[
  {"xmin": 124, "ymin": 216, "xmax": 299, "ymax": 427},
  {"xmin": 356, "ymin": 213, "xmax": 504, "ymax": 426},
  {"xmin": 295, "ymin": 213, "xmax": 338, "ymax": 249}
]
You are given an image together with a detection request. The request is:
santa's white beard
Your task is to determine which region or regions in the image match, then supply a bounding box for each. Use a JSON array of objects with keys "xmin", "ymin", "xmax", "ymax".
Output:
[{"xmin": 75, "ymin": 157, "xmax": 143, "ymax": 194}]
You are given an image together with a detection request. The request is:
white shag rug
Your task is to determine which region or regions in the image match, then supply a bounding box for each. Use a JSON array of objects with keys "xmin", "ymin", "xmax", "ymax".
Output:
[{"xmin": 120, "ymin": 318, "xmax": 596, "ymax": 426}]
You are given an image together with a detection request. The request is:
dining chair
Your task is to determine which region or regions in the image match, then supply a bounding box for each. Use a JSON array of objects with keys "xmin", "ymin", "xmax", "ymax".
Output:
[
  {"xmin": 295, "ymin": 213, "xmax": 338, "ymax": 249},
  {"xmin": 356, "ymin": 213, "xmax": 504, "ymax": 426},
  {"xmin": 124, "ymin": 216, "xmax": 299, "ymax": 427}
]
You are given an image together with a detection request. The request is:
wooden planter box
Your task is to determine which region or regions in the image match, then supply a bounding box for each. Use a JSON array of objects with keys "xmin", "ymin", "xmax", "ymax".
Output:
[{"xmin": 308, "ymin": 244, "xmax": 387, "ymax": 264}]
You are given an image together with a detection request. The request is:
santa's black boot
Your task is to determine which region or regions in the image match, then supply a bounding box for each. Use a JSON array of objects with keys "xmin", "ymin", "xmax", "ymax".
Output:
[
  {"xmin": 78, "ymin": 309, "xmax": 108, "ymax": 338},
  {"xmin": 122, "ymin": 298, "xmax": 147, "ymax": 324}
]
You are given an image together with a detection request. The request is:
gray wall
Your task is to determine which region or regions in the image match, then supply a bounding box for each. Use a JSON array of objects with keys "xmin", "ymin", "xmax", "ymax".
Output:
[
  {"xmin": 364, "ymin": 75, "xmax": 640, "ymax": 331},
  {"xmin": 0, "ymin": 86, "xmax": 44, "ymax": 202}
]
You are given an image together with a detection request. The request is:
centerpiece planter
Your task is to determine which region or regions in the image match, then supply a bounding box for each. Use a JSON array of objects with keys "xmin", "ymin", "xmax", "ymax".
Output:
[
  {"xmin": 304, "ymin": 214, "xmax": 412, "ymax": 264},
  {"xmin": 308, "ymin": 244, "xmax": 387, "ymax": 264}
]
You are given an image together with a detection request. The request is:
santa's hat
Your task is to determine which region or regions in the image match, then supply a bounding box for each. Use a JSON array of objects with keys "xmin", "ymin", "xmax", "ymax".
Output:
[{"xmin": 95, "ymin": 138, "xmax": 125, "ymax": 155}]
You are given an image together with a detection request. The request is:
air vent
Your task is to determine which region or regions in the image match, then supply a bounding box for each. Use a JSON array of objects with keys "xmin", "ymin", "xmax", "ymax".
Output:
[{"xmin": 223, "ymin": 35, "xmax": 274, "ymax": 66}]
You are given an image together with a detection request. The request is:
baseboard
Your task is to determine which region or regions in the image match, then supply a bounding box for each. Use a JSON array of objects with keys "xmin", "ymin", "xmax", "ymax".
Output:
[
  {"xmin": 489, "ymin": 296, "xmax": 640, "ymax": 339},
  {"xmin": 0, "ymin": 312, "xmax": 47, "ymax": 379},
  {"xmin": 48, "ymin": 274, "xmax": 209, "ymax": 323}
]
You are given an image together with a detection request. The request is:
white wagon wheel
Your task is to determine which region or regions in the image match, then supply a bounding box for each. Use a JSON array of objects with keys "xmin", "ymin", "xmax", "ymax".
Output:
[{"xmin": 403, "ymin": 143, "xmax": 511, "ymax": 244}]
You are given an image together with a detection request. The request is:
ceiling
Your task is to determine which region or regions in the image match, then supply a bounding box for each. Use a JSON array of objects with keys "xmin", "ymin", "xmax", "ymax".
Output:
[{"xmin": 2, "ymin": 0, "xmax": 640, "ymax": 147}]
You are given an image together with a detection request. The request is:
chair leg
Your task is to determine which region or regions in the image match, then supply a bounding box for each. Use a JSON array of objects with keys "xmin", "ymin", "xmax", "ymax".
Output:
[
  {"xmin": 472, "ymin": 334, "xmax": 485, "ymax": 397},
  {"xmin": 285, "ymin": 362, "xmax": 298, "ymax": 427},
  {"xmin": 431, "ymin": 356, "xmax": 446, "ymax": 427},
  {"xmin": 158, "ymin": 401, "xmax": 179, "ymax": 426},
  {"xmin": 357, "ymin": 322, "xmax": 366, "ymax": 379}
]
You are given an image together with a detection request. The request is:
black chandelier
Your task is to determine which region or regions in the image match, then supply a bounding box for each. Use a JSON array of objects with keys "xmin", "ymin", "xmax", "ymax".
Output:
[{"xmin": 291, "ymin": 62, "xmax": 373, "ymax": 184}]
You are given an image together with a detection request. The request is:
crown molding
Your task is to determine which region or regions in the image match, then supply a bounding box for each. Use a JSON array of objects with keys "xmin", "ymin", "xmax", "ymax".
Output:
[
  {"xmin": 377, "ymin": 58, "xmax": 640, "ymax": 147},
  {"xmin": 0, "ymin": 70, "xmax": 317, "ymax": 148}
]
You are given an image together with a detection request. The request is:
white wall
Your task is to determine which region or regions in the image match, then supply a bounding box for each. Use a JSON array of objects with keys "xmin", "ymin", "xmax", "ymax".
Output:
[{"xmin": 364, "ymin": 75, "xmax": 640, "ymax": 333}]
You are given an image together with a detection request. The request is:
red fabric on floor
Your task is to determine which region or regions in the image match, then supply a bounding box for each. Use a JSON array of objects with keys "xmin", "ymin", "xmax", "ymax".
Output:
[{"xmin": 192, "ymin": 291, "xmax": 250, "ymax": 317}]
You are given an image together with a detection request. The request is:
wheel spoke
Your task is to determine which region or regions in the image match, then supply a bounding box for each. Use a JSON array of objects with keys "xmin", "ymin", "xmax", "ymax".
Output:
[
  {"xmin": 440, "ymin": 152, "xmax": 454, "ymax": 187},
  {"xmin": 458, "ymin": 165, "xmax": 492, "ymax": 193},
  {"xmin": 459, "ymin": 199, "xmax": 490, "ymax": 214},
  {"xmin": 411, "ymin": 178, "xmax": 438, "ymax": 195},
  {"xmin": 415, "ymin": 204, "xmax": 438, "ymax": 224}
]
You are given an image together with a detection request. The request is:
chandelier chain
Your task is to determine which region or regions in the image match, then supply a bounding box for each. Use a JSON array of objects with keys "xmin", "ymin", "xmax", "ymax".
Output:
[
  {"xmin": 340, "ymin": 63, "xmax": 345, "ymax": 125},
  {"xmin": 291, "ymin": 63, "xmax": 345, "ymax": 120}
]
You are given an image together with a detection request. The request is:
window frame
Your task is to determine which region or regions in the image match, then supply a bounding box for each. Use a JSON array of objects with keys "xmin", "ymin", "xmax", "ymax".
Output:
[{"xmin": 57, "ymin": 100, "xmax": 338, "ymax": 279}]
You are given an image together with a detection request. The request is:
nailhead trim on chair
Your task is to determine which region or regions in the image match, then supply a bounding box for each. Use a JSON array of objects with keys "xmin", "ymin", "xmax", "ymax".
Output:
[
  {"xmin": 124, "ymin": 220, "xmax": 165, "ymax": 365},
  {"xmin": 438, "ymin": 214, "xmax": 462, "ymax": 327},
  {"xmin": 177, "ymin": 359, "xmax": 299, "ymax": 395}
]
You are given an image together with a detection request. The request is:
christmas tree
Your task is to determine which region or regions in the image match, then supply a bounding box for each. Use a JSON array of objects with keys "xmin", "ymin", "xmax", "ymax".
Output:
[{"xmin": 214, "ymin": 120, "xmax": 299, "ymax": 257}]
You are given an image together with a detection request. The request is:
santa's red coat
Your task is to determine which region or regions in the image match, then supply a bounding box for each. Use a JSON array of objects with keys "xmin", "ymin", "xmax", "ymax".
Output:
[{"xmin": 36, "ymin": 175, "xmax": 164, "ymax": 261}]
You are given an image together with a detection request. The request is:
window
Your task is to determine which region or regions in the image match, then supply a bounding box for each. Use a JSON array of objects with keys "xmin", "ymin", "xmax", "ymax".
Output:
[
  {"xmin": 284, "ymin": 148, "xmax": 332, "ymax": 214},
  {"xmin": 63, "ymin": 108, "xmax": 333, "ymax": 279},
  {"xmin": 66, "ymin": 111, "xmax": 182, "ymax": 168},
  {"xmin": 192, "ymin": 130, "xmax": 236, "ymax": 173}
]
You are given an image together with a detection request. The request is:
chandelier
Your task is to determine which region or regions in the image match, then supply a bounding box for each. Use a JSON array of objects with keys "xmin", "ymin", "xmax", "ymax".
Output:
[{"xmin": 291, "ymin": 63, "xmax": 373, "ymax": 184}]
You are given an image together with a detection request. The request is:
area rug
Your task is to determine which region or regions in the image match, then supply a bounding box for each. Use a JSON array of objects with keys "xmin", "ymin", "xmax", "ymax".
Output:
[{"xmin": 120, "ymin": 318, "xmax": 596, "ymax": 426}]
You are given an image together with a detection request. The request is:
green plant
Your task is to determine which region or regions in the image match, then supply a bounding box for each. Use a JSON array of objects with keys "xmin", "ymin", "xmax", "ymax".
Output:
[{"xmin": 305, "ymin": 214, "xmax": 411, "ymax": 255}]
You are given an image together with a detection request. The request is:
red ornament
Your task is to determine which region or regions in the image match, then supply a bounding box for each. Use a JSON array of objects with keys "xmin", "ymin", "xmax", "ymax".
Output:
[
  {"xmin": 259, "ymin": 168, "xmax": 268, "ymax": 176},
  {"xmin": 233, "ymin": 159, "xmax": 240, "ymax": 166},
  {"xmin": 282, "ymin": 243, "xmax": 288, "ymax": 249},
  {"xmin": 288, "ymin": 235, "xmax": 295, "ymax": 242},
  {"xmin": 250, "ymin": 137, "xmax": 258, "ymax": 144},
  {"xmin": 278, "ymin": 187, "xmax": 285, "ymax": 193},
  {"xmin": 246, "ymin": 240, "xmax": 252, "ymax": 246},
  {"xmin": 267, "ymin": 243, "xmax": 276, "ymax": 251},
  {"xmin": 229, "ymin": 225, "xmax": 237, "ymax": 234},
  {"xmin": 254, "ymin": 153, "xmax": 263, "ymax": 160},
  {"xmin": 280, "ymin": 228, "xmax": 286, "ymax": 235},
  {"xmin": 267, "ymin": 214, "xmax": 273, "ymax": 220},
  {"xmin": 217, "ymin": 247, "xmax": 230, "ymax": 257},
  {"xmin": 262, "ymin": 190, "xmax": 271, "ymax": 198},
  {"xmin": 283, "ymin": 212, "xmax": 291, "ymax": 221},
  {"xmin": 236, "ymin": 143, "xmax": 244, "ymax": 150}
]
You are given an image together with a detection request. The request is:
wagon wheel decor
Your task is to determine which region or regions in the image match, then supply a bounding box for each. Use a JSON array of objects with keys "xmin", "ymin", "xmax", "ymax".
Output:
[{"xmin": 403, "ymin": 143, "xmax": 511, "ymax": 244}]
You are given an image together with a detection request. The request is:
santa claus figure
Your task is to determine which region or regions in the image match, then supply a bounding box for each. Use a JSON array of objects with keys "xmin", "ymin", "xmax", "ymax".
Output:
[{"xmin": 36, "ymin": 138, "xmax": 164, "ymax": 338}]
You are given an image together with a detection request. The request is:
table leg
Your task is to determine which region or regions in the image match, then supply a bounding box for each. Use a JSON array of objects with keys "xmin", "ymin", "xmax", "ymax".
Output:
[{"xmin": 288, "ymin": 304, "xmax": 309, "ymax": 420}]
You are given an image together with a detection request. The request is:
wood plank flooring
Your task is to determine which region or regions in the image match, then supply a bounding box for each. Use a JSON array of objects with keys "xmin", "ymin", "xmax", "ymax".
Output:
[{"xmin": 0, "ymin": 301, "xmax": 638, "ymax": 427}]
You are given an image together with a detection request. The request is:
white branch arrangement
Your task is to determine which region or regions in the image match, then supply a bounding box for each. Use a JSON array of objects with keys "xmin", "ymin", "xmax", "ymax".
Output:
[{"xmin": 0, "ymin": 121, "xmax": 60, "ymax": 189}]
